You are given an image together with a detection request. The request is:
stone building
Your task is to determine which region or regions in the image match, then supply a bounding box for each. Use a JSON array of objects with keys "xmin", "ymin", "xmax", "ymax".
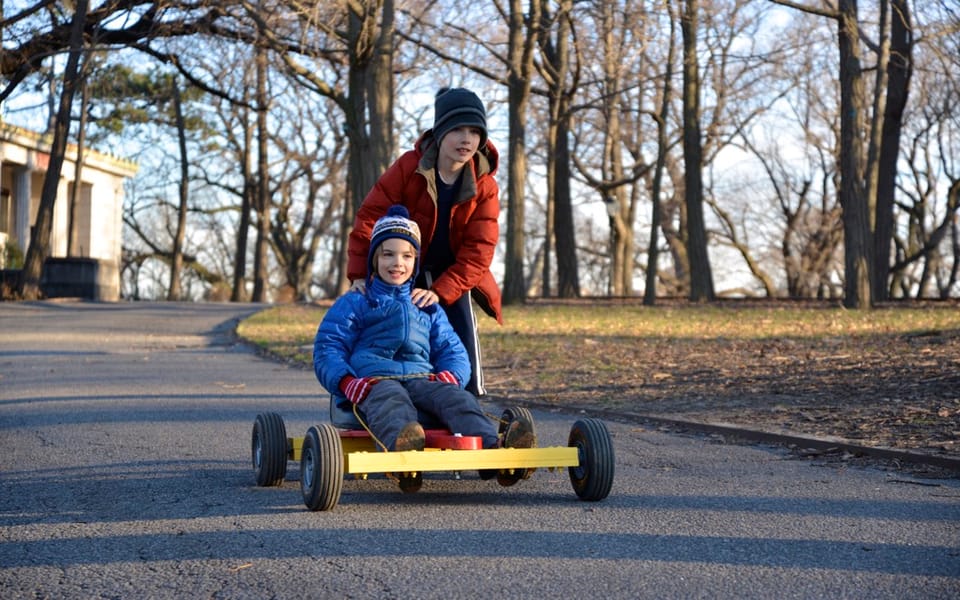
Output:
[{"xmin": 0, "ymin": 122, "xmax": 138, "ymax": 300}]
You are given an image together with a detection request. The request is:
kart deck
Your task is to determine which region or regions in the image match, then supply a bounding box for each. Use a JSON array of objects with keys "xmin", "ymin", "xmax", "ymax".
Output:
[{"xmin": 286, "ymin": 430, "xmax": 580, "ymax": 475}]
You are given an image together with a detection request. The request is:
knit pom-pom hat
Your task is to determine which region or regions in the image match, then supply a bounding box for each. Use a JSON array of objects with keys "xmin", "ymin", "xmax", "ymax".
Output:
[
  {"xmin": 367, "ymin": 205, "xmax": 422, "ymax": 280},
  {"xmin": 433, "ymin": 87, "xmax": 488, "ymax": 149}
]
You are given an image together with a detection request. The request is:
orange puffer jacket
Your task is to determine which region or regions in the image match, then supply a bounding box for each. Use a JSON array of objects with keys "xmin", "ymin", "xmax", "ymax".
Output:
[{"xmin": 348, "ymin": 132, "xmax": 503, "ymax": 324}]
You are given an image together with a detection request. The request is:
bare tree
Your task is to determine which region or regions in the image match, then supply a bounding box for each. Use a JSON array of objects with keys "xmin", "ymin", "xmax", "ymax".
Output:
[
  {"xmin": 251, "ymin": 38, "xmax": 271, "ymax": 302},
  {"xmin": 7, "ymin": 0, "xmax": 959, "ymax": 304},
  {"xmin": 16, "ymin": 0, "xmax": 88, "ymax": 300},
  {"xmin": 875, "ymin": 2, "xmax": 960, "ymax": 298},
  {"xmin": 268, "ymin": 93, "xmax": 348, "ymax": 300},
  {"xmin": 67, "ymin": 53, "xmax": 98, "ymax": 258},
  {"xmin": 599, "ymin": 0, "xmax": 634, "ymax": 297},
  {"xmin": 3, "ymin": 1, "xmax": 265, "ymax": 300},
  {"xmin": 890, "ymin": 44, "xmax": 960, "ymax": 298},
  {"xmin": 535, "ymin": 0, "xmax": 580, "ymax": 297},
  {"xmin": 2, "ymin": 2, "xmax": 244, "ymax": 102},
  {"xmin": 570, "ymin": 0, "xmax": 656, "ymax": 297},
  {"xmin": 771, "ymin": 0, "xmax": 874, "ymax": 308},
  {"xmin": 680, "ymin": 0, "xmax": 715, "ymax": 302},
  {"xmin": 644, "ymin": 1, "xmax": 677, "ymax": 305},
  {"xmin": 501, "ymin": 0, "xmax": 541, "ymax": 303},
  {"xmin": 257, "ymin": 0, "xmax": 397, "ymax": 293},
  {"xmin": 871, "ymin": 0, "xmax": 912, "ymax": 301},
  {"xmin": 396, "ymin": 1, "xmax": 544, "ymax": 302},
  {"xmin": 167, "ymin": 78, "xmax": 190, "ymax": 300},
  {"xmin": 232, "ymin": 95, "xmax": 254, "ymax": 302}
]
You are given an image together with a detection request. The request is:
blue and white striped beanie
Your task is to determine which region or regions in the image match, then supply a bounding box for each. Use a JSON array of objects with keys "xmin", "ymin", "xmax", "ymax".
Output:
[{"xmin": 367, "ymin": 205, "xmax": 422, "ymax": 278}]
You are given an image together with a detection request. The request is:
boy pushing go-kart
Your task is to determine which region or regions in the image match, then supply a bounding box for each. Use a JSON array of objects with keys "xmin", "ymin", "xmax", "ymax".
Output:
[{"xmin": 312, "ymin": 205, "xmax": 535, "ymax": 493}]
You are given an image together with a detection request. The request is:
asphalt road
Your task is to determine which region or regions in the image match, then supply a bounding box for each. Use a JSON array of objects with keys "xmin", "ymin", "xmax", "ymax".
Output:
[{"xmin": 1, "ymin": 301, "xmax": 958, "ymax": 599}]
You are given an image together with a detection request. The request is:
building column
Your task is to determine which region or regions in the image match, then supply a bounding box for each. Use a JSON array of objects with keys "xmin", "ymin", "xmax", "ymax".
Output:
[
  {"xmin": 0, "ymin": 157, "xmax": 5, "ymax": 267},
  {"xmin": 50, "ymin": 177, "xmax": 69, "ymax": 257},
  {"xmin": 14, "ymin": 166, "xmax": 31, "ymax": 255}
]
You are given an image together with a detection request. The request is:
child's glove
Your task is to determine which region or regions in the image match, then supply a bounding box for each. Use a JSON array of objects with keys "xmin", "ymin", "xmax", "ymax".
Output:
[
  {"xmin": 430, "ymin": 371, "xmax": 459, "ymax": 386},
  {"xmin": 341, "ymin": 376, "xmax": 377, "ymax": 405}
]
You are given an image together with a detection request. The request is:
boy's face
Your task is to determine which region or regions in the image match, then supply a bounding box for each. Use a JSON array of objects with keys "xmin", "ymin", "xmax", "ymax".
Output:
[
  {"xmin": 439, "ymin": 126, "xmax": 483, "ymax": 167},
  {"xmin": 375, "ymin": 238, "xmax": 417, "ymax": 285}
]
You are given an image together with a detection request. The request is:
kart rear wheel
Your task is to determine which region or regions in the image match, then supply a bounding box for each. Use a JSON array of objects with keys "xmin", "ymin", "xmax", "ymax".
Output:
[
  {"xmin": 498, "ymin": 407, "xmax": 536, "ymax": 438},
  {"xmin": 252, "ymin": 412, "xmax": 287, "ymax": 487},
  {"xmin": 568, "ymin": 418, "xmax": 614, "ymax": 501},
  {"xmin": 497, "ymin": 406, "xmax": 537, "ymax": 486},
  {"xmin": 301, "ymin": 423, "xmax": 344, "ymax": 511}
]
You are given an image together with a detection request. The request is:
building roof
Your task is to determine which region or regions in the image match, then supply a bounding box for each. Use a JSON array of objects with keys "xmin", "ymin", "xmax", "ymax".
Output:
[{"xmin": 0, "ymin": 121, "xmax": 139, "ymax": 178}]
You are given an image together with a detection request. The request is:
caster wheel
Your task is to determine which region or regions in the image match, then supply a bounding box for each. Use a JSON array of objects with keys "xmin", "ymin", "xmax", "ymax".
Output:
[
  {"xmin": 568, "ymin": 418, "xmax": 614, "ymax": 501},
  {"xmin": 252, "ymin": 412, "xmax": 287, "ymax": 487}
]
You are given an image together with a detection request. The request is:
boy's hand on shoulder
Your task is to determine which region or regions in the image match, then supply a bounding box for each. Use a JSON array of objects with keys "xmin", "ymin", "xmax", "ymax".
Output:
[
  {"xmin": 430, "ymin": 371, "xmax": 459, "ymax": 386},
  {"xmin": 341, "ymin": 375, "xmax": 377, "ymax": 405},
  {"xmin": 411, "ymin": 287, "xmax": 439, "ymax": 308}
]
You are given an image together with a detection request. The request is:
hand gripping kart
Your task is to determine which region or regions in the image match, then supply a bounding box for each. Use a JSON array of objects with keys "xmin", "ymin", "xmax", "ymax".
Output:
[{"xmin": 251, "ymin": 401, "xmax": 615, "ymax": 511}]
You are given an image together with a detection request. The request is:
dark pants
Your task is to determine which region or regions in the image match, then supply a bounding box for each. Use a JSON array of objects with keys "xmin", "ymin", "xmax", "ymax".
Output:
[
  {"xmin": 358, "ymin": 379, "xmax": 498, "ymax": 450},
  {"xmin": 442, "ymin": 292, "xmax": 485, "ymax": 396},
  {"xmin": 417, "ymin": 272, "xmax": 486, "ymax": 395}
]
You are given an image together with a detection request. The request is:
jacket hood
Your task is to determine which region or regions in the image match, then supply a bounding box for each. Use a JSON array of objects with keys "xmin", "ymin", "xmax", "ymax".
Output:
[{"xmin": 367, "ymin": 276, "xmax": 414, "ymax": 300}]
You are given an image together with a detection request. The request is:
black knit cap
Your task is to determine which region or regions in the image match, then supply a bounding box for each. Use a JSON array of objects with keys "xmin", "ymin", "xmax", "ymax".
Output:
[{"xmin": 433, "ymin": 87, "xmax": 488, "ymax": 149}]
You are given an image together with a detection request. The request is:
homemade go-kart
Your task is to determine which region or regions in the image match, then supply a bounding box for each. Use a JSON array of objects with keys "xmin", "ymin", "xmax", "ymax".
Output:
[{"xmin": 251, "ymin": 398, "xmax": 615, "ymax": 511}]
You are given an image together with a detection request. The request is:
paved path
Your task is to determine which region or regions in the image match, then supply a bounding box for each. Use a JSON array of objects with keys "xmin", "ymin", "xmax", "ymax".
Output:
[{"xmin": 1, "ymin": 301, "xmax": 958, "ymax": 598}]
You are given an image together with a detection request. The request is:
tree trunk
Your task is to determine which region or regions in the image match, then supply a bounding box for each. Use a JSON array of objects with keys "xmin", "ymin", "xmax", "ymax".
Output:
[
  {"xmin": 540, "ymin": 0, "xmax": 578, "ymax": 298},
  {"xmin": 167, "ymin": 80, "xmax": 189, "ymax": 301},
  {"xmin": 18, "ymin": 0, "xmax": 88, "ymax": 300},
  {"xmin": 553, "ymin": 111, "xmax": 579, "ymax": 297},
  {"xmin": 251, "ymin": 41, "xmax": 270, "ymax": 302},
  {"xmin": 67, "ymin": 73, "xmax": 88, "ymax": 257},
  {"xmin": 231, "ymin": 115, "xmax": 253, "ymax": 302},
  {"xmin": 502, "ymin": 0, "xmax": 539, "ymax": 304},
  {"xmin": 681, "ymin": 0, "xmax": 714, "ymax": 302},
  {"xmin": 838, "ymin": 0, "xmax": 871, "ymax": 308},
  {"xmin": 542, "ymin": 115, "xmax": 555, "ymax": 298},
  {"xmin": 341, "ymin": 0, "xmax": 395, "ymax": 294},
  {"xmin": 598, "ymin": 0, "xmax": 631, "ymax": 297},
  {"xmin": 873, "ymin": 0, "xmax": 911, "ymax": 301},
  {"xmin": 645, "ymin": 2, "xmax": 677, "ymax": 306},
  {"xmin": 864, "ymin": 0, "xmax": 889, "ymax": 231},
  {"xmin": 366, "ymin": 0, "xmax": 395, "ymax": 182}
]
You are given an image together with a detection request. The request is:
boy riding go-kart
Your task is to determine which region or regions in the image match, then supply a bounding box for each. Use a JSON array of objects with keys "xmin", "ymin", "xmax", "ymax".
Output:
[{"xmin": 251, "ymin": 206, "xmax": 614, "ymax": 511}]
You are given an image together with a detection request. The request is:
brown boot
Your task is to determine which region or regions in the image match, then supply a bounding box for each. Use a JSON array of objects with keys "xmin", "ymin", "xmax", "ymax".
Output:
[
  {"xmin": 497, "ymin": 413, "xmax": 536, "ymax": 487},
  {"xmin": 501, "ymin": 418, "xmax": 536, "ymax": 450},
  {"xmin": 393, "ymin": 421, "xmax": 425, "ymax": 493}
]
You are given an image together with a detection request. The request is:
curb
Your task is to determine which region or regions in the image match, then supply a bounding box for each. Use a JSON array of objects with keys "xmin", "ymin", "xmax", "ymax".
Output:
[{"xmin": 495, "ymin": 397, "xmax": 960, "ymax": 475}]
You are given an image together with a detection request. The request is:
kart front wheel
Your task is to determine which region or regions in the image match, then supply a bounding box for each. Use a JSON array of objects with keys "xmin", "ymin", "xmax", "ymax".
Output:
[
  {"xmin": 568, "ymin": 418, "xmax": 614, "ymax": 501},
  {"xmin": 301, "ymin": 423, "xmax": 344, "ymax": 511},
  {"xmin": 252, "ymin": 412, "xmax": 287, "ymax": 487}
]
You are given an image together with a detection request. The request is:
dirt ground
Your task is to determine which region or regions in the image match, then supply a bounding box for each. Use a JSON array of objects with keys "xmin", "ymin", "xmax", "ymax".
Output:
[
  {"xmin": 482, "ymin": 306, "xmax": 960, "ymax": 474},
  {"xmin": 244, "ymin": 299, "xmax": 959, "ymax": 477}
]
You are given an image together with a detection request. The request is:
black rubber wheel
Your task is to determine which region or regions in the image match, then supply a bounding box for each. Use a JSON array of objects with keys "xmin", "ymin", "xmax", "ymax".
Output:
[
  {"xmin": 252, "ymin": 412, "xmax": 287, "ymax": 487},
  {"xmin": 496, "ymin": 406, "xmax": 537, "ymax": 486},
  {"xmin": 300, "ymin": 423, "xmax": 344, "ymax": 511},
  {"xmin": 568, "ymin": 418, "xmax": 614, "ymax": 501}
]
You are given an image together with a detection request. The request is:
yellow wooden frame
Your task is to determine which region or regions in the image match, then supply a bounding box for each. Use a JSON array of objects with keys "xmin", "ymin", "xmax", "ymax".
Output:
[{"xmin": 287, "ymin": 436, "xmax": 580, "ymax": 475}]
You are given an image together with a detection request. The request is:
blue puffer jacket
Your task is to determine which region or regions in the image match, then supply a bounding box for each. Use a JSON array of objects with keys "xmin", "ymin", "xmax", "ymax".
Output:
[{"xmin": 313, "ymin": 277, "xmax": 471, "ymax": 399}]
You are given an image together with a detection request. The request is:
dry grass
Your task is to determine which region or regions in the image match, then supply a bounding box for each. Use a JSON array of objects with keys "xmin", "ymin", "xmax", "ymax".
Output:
[
  {"xmin": 237, "ymin": 299, "xmax": 960, "ymax": 459},
  {"xmin": 237, "ymin": 298, "xmax": 960, "ymax": 372}
]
